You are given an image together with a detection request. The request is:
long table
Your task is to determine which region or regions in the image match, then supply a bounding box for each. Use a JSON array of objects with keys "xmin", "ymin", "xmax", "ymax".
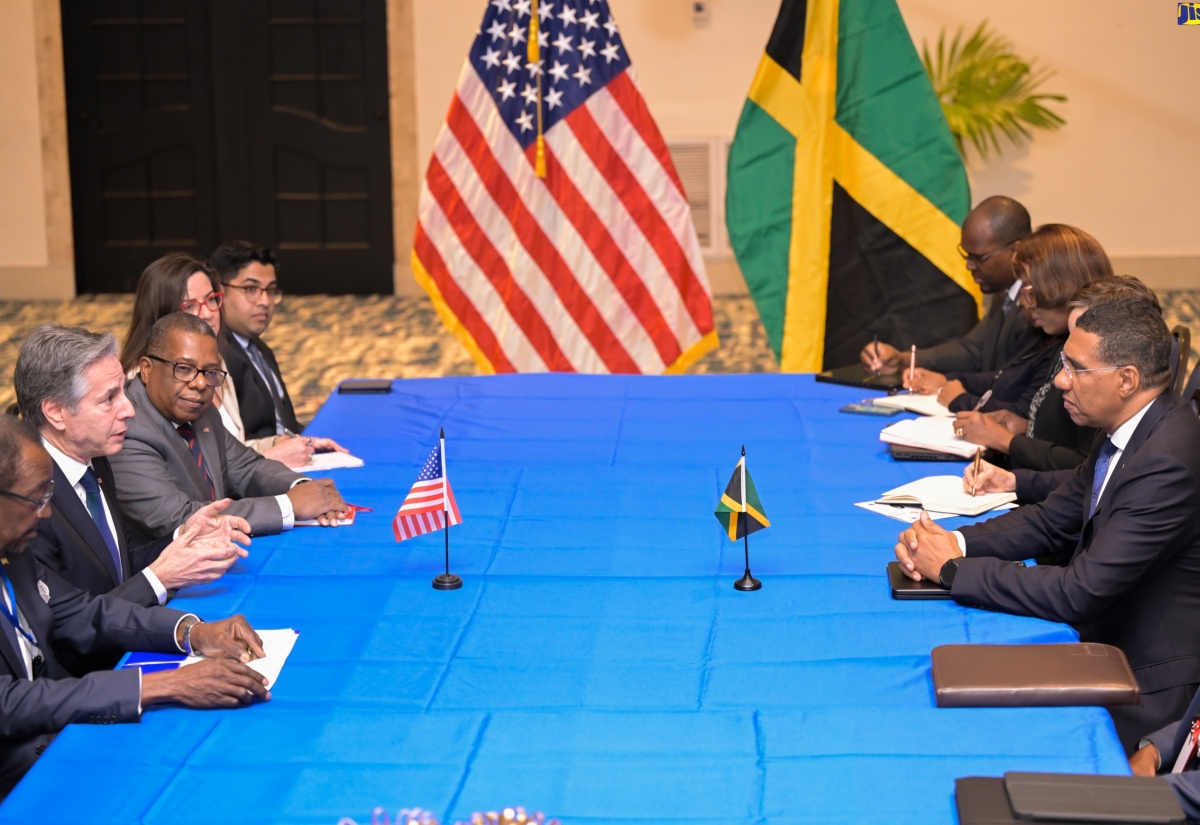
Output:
[{"xmin": 0, "ymin": 375, "xmax": 1129, "ymax": 824}]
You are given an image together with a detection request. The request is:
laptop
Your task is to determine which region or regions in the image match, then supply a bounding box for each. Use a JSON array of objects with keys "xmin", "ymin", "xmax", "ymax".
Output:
[
  {"xmin": 889, "ymin": 444, "xmax": 971, "ymax": 462},
  {"xmin": 814, "ymin": 364, "xmax": 904, "ymax": 392}
]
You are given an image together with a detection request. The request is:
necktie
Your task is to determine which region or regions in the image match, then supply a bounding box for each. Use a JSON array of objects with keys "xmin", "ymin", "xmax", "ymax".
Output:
[
  {"xmin": 78, "ymin": 467, "xmax": 123, "ymax": 583},
  {"xmin": 244, "ymin": 340, "xmax": 287, "ymax": 432},
  {"xmin": 176, "ymin": 423, "xmax": 216, "ymax": 500},
  {"xmin": 1088, "ymin": 439, "xmax": 1119, "ymax": 520}
]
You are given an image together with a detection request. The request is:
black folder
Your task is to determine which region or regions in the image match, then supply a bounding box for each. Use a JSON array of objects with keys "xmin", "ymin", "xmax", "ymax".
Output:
[
  {"xmin": 887, "ymin": 561, "xmax": 952, "ymax": 600},
  {"xmin": 337, "ymin": 378, "xmax": 393, "ymax": 394},
  {"xmin": 955, "ymin": 774, "xmax": 1185, "ymax": 824},
  {"xmin": 814, "ymin": 364, "xmax": 904, "ymax": 392}
]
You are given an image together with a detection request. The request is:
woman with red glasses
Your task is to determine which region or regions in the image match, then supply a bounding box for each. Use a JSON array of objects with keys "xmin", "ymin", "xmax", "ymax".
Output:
[{"xmin": 119, "ymin": 253, "xmax": 316, "ymax": 467}]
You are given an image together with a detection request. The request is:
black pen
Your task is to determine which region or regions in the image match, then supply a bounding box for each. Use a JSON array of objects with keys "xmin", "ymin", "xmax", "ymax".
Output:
[{"xmin": 872, "ymin": 335, "xmax": 880, "ymax": 376}]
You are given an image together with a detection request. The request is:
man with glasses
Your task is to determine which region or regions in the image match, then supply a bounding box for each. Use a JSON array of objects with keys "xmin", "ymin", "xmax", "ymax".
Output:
[
  {"xmin": 14, "ymin": 325, "xmax": 254, "ymax": 673},
  {"xmin": 110, "ymin": 313, "xmax": 349, "ymax": 544},
  {"xmin": 893, "ymin": 296, "xmax": 1200, "ymax": 751},
  {"xmin": 861, "ymin": 195, "xmax": 1038, "ymax": 375},
  {"xmin": 0, "ymin": 413, "xmax": 270, "ymax": 800},
  {"xmin": 210, "ymin": 241, "xmax": 304, "ymax": 441}
]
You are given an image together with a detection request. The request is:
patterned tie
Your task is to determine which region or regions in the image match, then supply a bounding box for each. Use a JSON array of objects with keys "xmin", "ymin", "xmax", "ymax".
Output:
[
  {"xmin": 176, "ymin": 423, "xmax": 216, "ymax": 499},
  {"xmin": 244, "ymin": 340, "xmax": 287, "ymax": 433},
  {"xmin": 1088, "ymin": 439, "xmax": 1119, "ymax": 520},
  {"xmin": 78, "ymin": 467, "xmax": 123, "ymax": 582}
]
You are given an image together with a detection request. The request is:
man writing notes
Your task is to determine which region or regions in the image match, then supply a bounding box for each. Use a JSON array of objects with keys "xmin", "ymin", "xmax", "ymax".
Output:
[
  {"xmin": 861, "ymin": 196, "xmax": 1037, "ymax": 375},
  {"xmin": 14, "ymin": 326, "xmax": 248, "ymax": 612},
  {"xmin": 893, "ymin": 297, "xmax": 1200, "ymax": 751},
  {"xmin": 0, "ymin": 415, "xmax": 269, "ymax": 799},
  {"xmin": 110, "ymin": 313, "xmax": 348, "ymax": 543}
]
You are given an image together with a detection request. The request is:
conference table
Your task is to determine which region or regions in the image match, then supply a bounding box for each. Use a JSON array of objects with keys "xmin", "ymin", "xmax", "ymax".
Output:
[{"xmin": 0, "ymin": 374, "xmax": 1129, "ymax": 825}]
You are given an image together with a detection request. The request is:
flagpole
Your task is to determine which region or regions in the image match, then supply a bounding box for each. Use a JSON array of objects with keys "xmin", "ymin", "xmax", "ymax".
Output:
[
  {"xmin": 734, "ymin": 444, "xmax": 762, "ymax": 591},
  {"xmin": 432, "ymin": 426, "xmax": 462, "ymax": 591}
]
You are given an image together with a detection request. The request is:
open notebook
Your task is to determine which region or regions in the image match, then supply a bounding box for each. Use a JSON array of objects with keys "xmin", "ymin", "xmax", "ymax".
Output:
[
  {"xmin": 866, "ymin": 394, "xmax": 952, "ymax": 417},
  {"xmin": 876, "ymin": 475, "xmax": 1016, "ymax": 517},
  {"xmin": 880, "ymin": 416, "xmax": 981, "ymax": 459}
]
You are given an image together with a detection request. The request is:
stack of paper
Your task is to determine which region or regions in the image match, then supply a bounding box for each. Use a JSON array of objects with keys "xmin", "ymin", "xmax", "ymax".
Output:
[
  {"xmin": 880, "ymin": 417, "xmax": 981, "ymax": 459},
  {"xmin": 288, "ymin": 451, "xmax": 365, "ymax": 472},
  {"xmin": 867, "ymin": 394, "xmax": 952, "ymax": 416}
]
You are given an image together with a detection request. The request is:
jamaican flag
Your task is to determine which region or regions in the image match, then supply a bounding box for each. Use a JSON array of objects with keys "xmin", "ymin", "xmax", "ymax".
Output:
[
  {"xmin": 726, "ymin": 0, "xmax": 980, "ymax": 372},
  {"xmin": 714, "ymin": 451, "xmax": 770, "ymax": 541}
]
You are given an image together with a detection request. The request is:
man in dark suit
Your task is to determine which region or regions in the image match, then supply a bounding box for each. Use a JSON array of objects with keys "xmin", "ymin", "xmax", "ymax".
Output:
[
  {"xmin": 893, "ymin": 297, "xmax": 1200, "ymax": 752},
  {"xmin": 13, "ymin": 324, "xmax": 249, "ymax": 608},
  {"xmin": 110, "ymin": 313, "xmax": 348, "ymax": 543},
  {"xmin": 1131, "ymin": 686, "xmax": 1200, "ymax": 817},
  {"xmin": 0, "ymin": 414, "xmax": 270, "ymax": 799},
  {"xmin": 861, "ymin": 196, "xmax": 1039, "ymax": 375}
]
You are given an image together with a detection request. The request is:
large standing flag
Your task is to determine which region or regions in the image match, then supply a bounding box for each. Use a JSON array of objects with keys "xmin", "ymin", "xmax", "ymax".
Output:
[
  {"xmin": 413, "ymin": 0, "xmax": 717, "ymax": 376},
  {"xmin": 393, "ymin": 439, "xmax": 463, "ymax": 542},
  {"xmin": 726, "ymin": 0, "xmax": 980, "ymax": 372},
  {"xmin": 714, "ymin": 451, "xmax": 771, "ymax": 540}
]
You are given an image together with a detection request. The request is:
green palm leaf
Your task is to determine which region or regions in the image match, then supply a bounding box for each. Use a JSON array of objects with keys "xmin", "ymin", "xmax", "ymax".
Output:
[{"xmin": 922, "ymin": 21, "xmax": 1067, "ymax": 160}]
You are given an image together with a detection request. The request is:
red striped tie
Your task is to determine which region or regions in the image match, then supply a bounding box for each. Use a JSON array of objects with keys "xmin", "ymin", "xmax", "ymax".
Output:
[{"xmin": 176, "ymin": 423, "xmax": 215, "ymax": 500}]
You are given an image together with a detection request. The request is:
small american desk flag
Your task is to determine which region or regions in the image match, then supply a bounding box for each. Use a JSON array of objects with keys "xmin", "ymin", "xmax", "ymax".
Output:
[{"xmin": 393, "ymin": 439, "xmax": 462, "ymax": 542}]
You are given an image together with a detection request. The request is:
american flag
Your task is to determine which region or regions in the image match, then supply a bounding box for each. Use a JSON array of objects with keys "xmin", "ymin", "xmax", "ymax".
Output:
[
  {"xmin": 392, "ymin": 442, "xmax": 462, "ymax": 542},
  {"xmin": 412, "ymin": 0, "xmax": 716, "ymax": 375}
]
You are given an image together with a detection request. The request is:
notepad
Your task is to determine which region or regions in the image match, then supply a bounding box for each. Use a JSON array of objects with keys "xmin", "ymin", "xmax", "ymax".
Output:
[
  {"xmin": 876, "ymin": 475, "xmax": 1017, "ymax": 517},
  {"xmin": 120, "ymin": 628, "xmax": 299, "ymax": 689},
  {"xmin": 867, "ymin": 394, "xmax": 953, "ymax": 416},
  {"xmin": 288, "ymin": 451, "xmax": 365, "ymax": 472},
  {"xmin": 879, "ymin": 416, "xmax": 981, "ymax": 458}
]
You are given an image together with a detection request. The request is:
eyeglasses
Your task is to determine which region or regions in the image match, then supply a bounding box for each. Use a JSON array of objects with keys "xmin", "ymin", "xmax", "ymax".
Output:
[
  {"xmin": 0, "ymin": 479, "xmax": 55, "ymax": 514},
  {"xmin": 223, "ymin": 282, "xmax": 283, "ymax": 304},
  {"xmin": 957, "ymin": 243, "xmax": 1011, "ymax": 266},
  {"xmin": 180, "ymin": 291, "xmax": 224, "ymax": 315},
  {"xmin": 1059, "ymin": 351, "xmax": 1123, "ymax": 380},
  {"xmin": 146, "ymin": 354, "xmax": 228, "ymax": 386}
]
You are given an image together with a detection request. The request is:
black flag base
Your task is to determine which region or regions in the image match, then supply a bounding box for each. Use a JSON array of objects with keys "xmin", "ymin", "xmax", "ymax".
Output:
[
  {"xmin": 432, "ymin": 573, "xmax": 463, "ymax": 591},
  {"xmin": 734, "ymin": 569, "xmax": 762, "ymax": 591}
]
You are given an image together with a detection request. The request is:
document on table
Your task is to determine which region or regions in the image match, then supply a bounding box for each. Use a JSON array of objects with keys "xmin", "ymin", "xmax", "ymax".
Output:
[
  {"xmin": 288, "ymin": 451, "xmax": 364, "ymax": 471},
  {"xmin": 879, "ymin": 416, "xmax": 981, "ymax": 458},
  {"xmin": 295, "ymin": 508, "xmax": 356, "ymax": 527},
  {"xmin": 866, "ymin": 394, "xmax": 953, "ymax": 416},
  {"xmin": 120, "ymin": 628, "xmax": 299, "ymax": 689},
  {"xmin": 855, "ymin": 500, "xmax": 1018, "ymax": 523},
  {"xmin": 875, "ymin": 475, "xmax": 1017, "ymax": 516}
]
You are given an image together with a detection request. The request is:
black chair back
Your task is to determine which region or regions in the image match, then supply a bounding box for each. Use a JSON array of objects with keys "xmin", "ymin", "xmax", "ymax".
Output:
[{"xmin": 1170, "ymin": 325, "xmax": 1191, "ymax": 398}]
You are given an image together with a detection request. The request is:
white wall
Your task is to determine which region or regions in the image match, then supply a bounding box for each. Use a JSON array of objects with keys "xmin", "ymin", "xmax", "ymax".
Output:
[
  {"xmin": 0, "ymin": 0, "xmax": 49, "ymax": 267},
  {"xmin": 411, "ymin": 0, "xmax": 1200, "ymax": 290}
]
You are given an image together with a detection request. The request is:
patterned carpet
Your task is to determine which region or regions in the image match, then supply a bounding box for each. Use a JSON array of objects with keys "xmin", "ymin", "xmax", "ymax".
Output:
[{"xmin": 1, "ymin": 292, "xmax": 1196, "ymax": 426}]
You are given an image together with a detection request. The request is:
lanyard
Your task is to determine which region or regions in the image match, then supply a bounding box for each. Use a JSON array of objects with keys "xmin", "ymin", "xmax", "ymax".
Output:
[{"xmin": 0, "ymin": 567, "xmax": 38, "ymax": 648}]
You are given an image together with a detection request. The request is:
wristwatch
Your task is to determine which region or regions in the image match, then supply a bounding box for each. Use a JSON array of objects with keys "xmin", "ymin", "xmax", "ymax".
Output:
[{"xmin": 939, "ymin": 558, "xmax": 961, "ymax": 587}]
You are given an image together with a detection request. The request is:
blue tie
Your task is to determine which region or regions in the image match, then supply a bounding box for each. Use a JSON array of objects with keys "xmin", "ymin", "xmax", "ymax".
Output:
[
  {"xmin": 78, "ymin": 467, "xmax": 123, "ymax": 583},
  {"xmin": 1088, "ymin": 439, "xmax": 1119, "ymax": 520}
]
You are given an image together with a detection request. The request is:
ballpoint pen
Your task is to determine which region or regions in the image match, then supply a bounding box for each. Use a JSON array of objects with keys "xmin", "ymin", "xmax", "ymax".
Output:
[
  {"xmin": 971, "ymin": 448, "xmax": 983, "ymax": 496},
  {"xmin": 908, "ymin": 345, "xmax": 916, "ymax": 395},
  {"xmin": 971, "ymin": 389, "xmax": 993, "ymax": 412},
  {"xmin": 872, "ymin": 335, "xmax": 881, "ymax": 377}
]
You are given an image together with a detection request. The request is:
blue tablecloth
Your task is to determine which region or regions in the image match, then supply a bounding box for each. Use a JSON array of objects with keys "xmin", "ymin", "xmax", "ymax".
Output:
[{"xmin": 0, "ymin": 375, "xmax": 1129, "ymax": 825}]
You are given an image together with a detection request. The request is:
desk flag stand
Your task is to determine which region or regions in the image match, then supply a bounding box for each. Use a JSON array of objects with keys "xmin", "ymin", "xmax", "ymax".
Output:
[
  {"xmin": 714, "ymin": 445, "xmax": 771, "ymax": 591},
  {"xmin": 392, "ymin": 428, "xmax": 463, "ymax": 590}
]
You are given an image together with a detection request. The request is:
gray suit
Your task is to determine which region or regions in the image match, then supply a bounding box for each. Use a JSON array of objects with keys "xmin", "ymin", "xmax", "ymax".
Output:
[{"xmin": 111, "ymin": 378, "xmax": 305, "ymax": 543}]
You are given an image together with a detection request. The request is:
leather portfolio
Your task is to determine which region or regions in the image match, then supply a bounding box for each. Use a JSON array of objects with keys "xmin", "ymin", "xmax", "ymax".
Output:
[
  {"xmin": 931, "ymin": 643, "xmax": 1140, "ymax": 707},
  {"xmin": 955, "ymin": 774, "xmax": 1185, "ymax": 824}
]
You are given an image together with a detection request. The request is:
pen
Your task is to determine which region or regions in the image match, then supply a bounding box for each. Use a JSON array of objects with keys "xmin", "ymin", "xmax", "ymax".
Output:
[
  {"xmin": 908, "ymin": 345, "xmax": 916, "ymax": 395},
  {"xmin": 872, "ymin": 335, "xmax": 881, "ymax": 376},
  {"xmin": 971, "ymin": 389, "xmax": 993, "ymax": 412},
  {"xmin": 971, "ymin": 448, "xmax": 983, "ymax": 496}
]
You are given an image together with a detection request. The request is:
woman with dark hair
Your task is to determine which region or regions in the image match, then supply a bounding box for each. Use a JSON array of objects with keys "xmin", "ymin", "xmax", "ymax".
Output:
[
  {"xmin": 951, "ymin": 225, "xmax": 1115, "ymax": 471},
  {"xmin": 119, "ymin": 253, "xmax": 322, "ymax": 467}
]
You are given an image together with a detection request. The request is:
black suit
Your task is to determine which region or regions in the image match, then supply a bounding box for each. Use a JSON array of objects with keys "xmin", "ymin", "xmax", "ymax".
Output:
[
  {"xmin": 1006, "ymin": 354, "xmax": 1099, "ymax": 472},
  {"xmin": 944, "ymin": 334, "xmax": 1057, "ymax": 417},
  {"xmin": 952, "ymin": 393, "xmax": 1200, "ymax": 751},
  {"xmin": 918, "ymin": 292, "xmax": 1040, "ymax": 375},
  {"xmin": 218, "ymin": 330, "xmax": 301, "ymax": 440},
  {"xmin": 0, "ymin": 549, "xmax": 186, "ymax": 799},
  {"xmin": 31, "ymin": 456, "xmax": 170, "ymax": 674},
  {"xmin": 1148, "ymin": 687, "xmax": 1200, "ymax": 819}
]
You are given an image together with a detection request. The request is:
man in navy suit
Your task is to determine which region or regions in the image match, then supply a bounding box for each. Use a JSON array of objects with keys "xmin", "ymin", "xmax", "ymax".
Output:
[
  {"xmin": 894, "ymin": 297, "xmax": 1200, "ymax": 752},
  {"xmin": 1132, "ymin": 687, "xmax": 1200, "ymax": 818},
  {"xmin": 0, "ymin": 415, "xmax": 270, "ymax": 799},
  {"xmin": 14, "ymin": 325, "xmax": 251, "ymax": 673}
]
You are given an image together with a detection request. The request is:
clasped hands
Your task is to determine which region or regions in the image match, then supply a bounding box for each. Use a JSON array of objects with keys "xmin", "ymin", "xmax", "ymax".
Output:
[{"xmin": 894, "ymin": 512, "xmax": 963, "ymax": 584}]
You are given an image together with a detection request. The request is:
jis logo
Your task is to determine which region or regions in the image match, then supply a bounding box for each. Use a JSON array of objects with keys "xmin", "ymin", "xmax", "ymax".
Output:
[{"xmin": 1179, "ymin": 3, "xmax": 1200, "ymax": 24}]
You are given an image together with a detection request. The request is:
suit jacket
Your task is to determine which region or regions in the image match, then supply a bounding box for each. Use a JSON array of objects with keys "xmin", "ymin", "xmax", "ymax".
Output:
[
  {"xmin": 1006, "ymin": 370, "xmax": 1099, "ymax": 472},
  {"xmin": 111, "ymin": 378, "xmax": 305, "ymax": 543},
  {"xmin": 945, "ymin": 334, "xmax": 1058, "ymax": 417},
  {"xmin": 218, "ymin": 330, "xmax": 301, "ymax": 440},
  {"xmin": 953, "ymin": 393, "xmax": 1200, "ymax": 748},
  {"xmin": 0, "ymin": 549, "xmax": 186, "ymax": 799},
  {"xmin": 1149, "ymin": 687, "xmax": 1200, "ymax": 819},
  {"xmin": 918, "ymin": 292, "xmax": 1040, "ymax": 375}
]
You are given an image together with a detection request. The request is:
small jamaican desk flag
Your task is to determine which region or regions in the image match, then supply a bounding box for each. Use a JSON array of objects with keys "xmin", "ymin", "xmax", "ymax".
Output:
[{"xmin": 715, "ymin": 446, "xmax": 770, "ymax": 590}]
